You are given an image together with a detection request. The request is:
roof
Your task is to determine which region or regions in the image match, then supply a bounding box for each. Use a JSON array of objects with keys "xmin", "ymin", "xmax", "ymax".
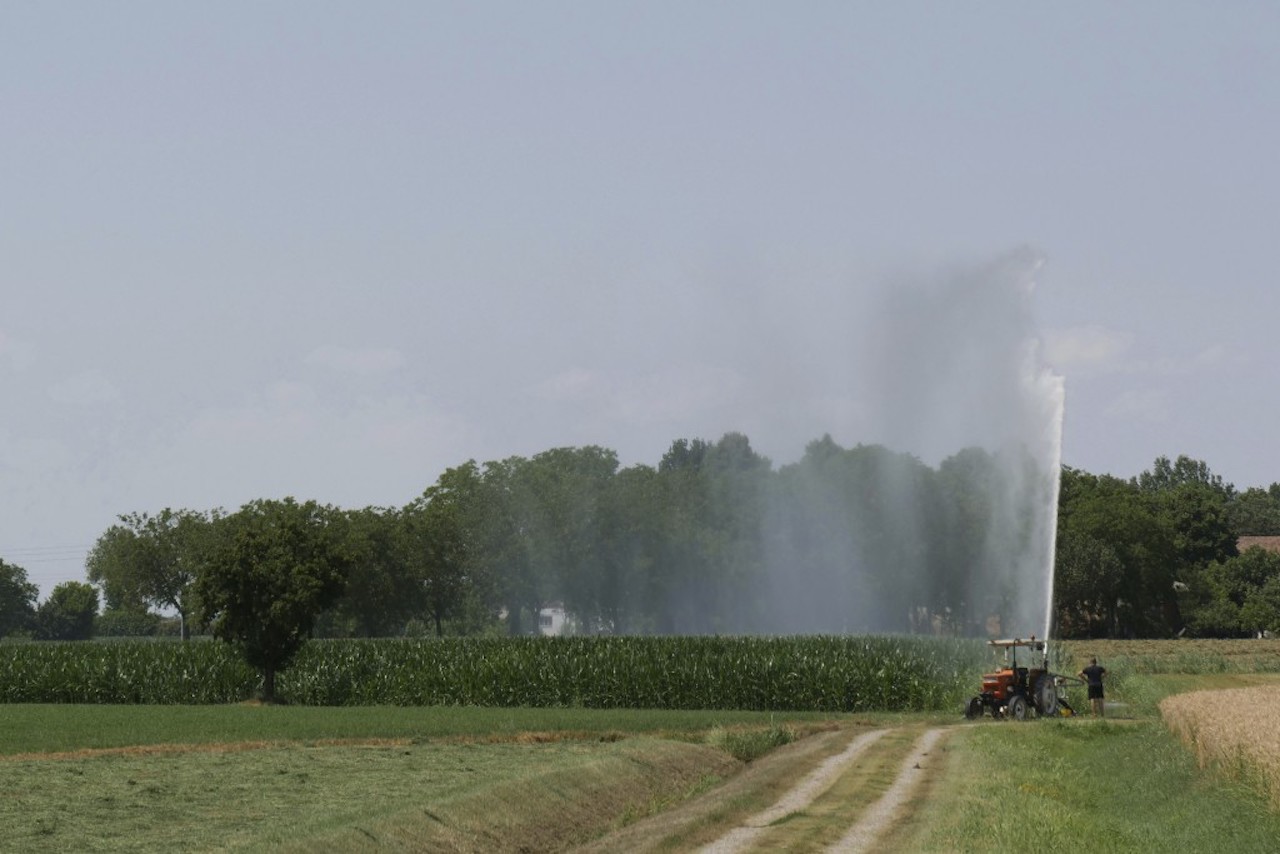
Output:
[{"xmin": 1238, "ymin": 536, "xmax": 1280, "ymax": 554}]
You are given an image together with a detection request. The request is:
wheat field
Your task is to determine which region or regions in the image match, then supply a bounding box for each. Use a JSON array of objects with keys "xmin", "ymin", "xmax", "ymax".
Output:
[{"xmin": 1160, "ymin": 684, "xmax": 1280, "ymax": 807}]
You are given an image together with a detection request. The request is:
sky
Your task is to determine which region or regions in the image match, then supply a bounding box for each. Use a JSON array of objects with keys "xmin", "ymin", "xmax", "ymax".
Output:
[{"xmin": 4, "ymin": 2, "xmax": 1278, "ymax": 597}]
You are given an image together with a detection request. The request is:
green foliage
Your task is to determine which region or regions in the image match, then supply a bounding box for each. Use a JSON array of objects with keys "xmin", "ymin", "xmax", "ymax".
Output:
[
  {"xmin": 404, "ymin": 461, "xmax": 492, "ymax": 636},
  {"xmin": 33, "ymin": 581, "xmax": 99, "ymax": 640},
  {"xmin": 0, "ymin": 558, "xmax": 38, "ymax": 637},
  {"xmin": 86, "ymin": 508, "xmax": 217, "ymax": 640},
  {"xmin": 1227, "ymin": 486, "xmax": 1280, "ymax": 536},
  {"xmin": 1188, "ymin": 547, "xmax": 1280, "ymax": 637},
  {"xmin": 73, "ymin": 437, "xmax": 1280, "ymax": 644},
  {"xmin": 94, "ymin": 608, "xmax": 161, "ymax": 637},
  {"xmin": 330, "ymin": 505, "xmax": 423, "ymax": 637},
  {"xmin": 1054, "ymin": 467, "xmax": 1180, "ymax": 637},
  {"xmin": 0, "ymin": 635, "xmax": 985, "ymax": 710},
  {"xmin": 196, "ymin": 498, "xmax": 355, "ymax": 701}
]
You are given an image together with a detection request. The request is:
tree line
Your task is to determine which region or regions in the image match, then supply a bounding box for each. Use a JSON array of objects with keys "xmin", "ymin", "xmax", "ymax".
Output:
[{"xmin": 3, "ymin": 436, "xmax": 1280, "ymax": 649}]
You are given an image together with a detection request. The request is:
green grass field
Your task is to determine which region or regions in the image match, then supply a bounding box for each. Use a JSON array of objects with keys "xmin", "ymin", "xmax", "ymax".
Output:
[
  {"xmin": 0, "ymin": 704, "xmax": 845, "ymax": 756},
  {"xmin": 903, "ymin": 693, "xmax": 1280, "ymax": 853},
  {"xmin": 5, "ymin": 640, "xmax": 1280, "ymax": 851}
]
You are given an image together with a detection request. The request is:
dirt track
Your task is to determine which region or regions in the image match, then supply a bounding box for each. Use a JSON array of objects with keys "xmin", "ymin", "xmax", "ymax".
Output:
[
  {"xmin": 700, "ymin": 726, "xmax": 950, "ymax": 853},
  {"xmin": 698, "ymin": 728, "xmax": 891, "ymax": 854}
]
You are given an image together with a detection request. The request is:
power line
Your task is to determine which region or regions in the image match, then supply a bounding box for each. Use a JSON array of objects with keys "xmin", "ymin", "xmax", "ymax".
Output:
[{"xmin": 0, "ymin": 545, "xmax": 91, "ymax": 565}]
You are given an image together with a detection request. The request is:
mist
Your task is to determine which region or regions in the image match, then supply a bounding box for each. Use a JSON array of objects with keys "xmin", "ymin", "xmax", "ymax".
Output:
[{"xmin": 756, "ymin": 249, "xmax": 1065, "ymax": 639}]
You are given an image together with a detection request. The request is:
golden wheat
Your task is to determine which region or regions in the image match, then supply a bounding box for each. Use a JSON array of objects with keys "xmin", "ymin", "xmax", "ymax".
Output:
[{"xmin": 1160, "ymin": 685, "xmax": 1280, "ymax": 807}]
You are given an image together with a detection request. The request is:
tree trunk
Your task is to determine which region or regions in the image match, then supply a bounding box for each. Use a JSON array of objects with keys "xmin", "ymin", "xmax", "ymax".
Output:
[{"xmin": 263, "ymin": 666, "xmax": 276, "ymax": 704}]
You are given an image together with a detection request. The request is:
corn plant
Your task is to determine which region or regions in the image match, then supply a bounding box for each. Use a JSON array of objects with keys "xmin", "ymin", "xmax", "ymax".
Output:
[{"xmin": 0, "ymin": 635, "xmax": 986, "ymax": 710}]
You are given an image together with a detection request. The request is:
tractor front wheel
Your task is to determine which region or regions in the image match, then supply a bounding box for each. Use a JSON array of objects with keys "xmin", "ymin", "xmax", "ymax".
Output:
[
  {"xmin": 965, "ymin": 697, "xmax": 983, "ymax": 719},
  {"xmin": 1006, "ymin": 694, "xmax": 1029, "ymax": 720}
]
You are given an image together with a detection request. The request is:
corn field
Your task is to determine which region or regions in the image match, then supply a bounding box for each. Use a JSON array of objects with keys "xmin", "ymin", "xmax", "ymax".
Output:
[
  {"xmin": 1160, "ymin": 684, "xmax": 1280, "ymax": 808},
  {"xmin": 0, "ymin": 635, "xmax": 986, "ymax": 711}
]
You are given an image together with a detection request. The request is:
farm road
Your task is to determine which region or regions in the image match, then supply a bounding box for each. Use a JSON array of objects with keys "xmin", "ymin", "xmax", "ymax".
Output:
[{"xmin": 700, "ymin": 726, "xmax": 951, "ymax": 854}]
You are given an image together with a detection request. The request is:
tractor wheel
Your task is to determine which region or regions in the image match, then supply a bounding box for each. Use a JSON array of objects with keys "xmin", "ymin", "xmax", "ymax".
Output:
[
  {"xmin": 1006, "ymin": 694, "xmax": 1029, "ymax": 721},
  {"xmin": 1034, "ymin": 676, "xmax": 1059, "ymax": 717},
  {"xmin": 965, "ymin": 697, "xmax": 983, "ymax": 719}
]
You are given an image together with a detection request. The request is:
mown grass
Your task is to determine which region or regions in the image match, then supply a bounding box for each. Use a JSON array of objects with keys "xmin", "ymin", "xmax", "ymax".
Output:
[
  {"xmin": 0, "ymin": 736, "xmax": 742, "ymax": 853},
  {"xmin": 0, "ymin": 704, "xmax": 844, "ymax": 756}
]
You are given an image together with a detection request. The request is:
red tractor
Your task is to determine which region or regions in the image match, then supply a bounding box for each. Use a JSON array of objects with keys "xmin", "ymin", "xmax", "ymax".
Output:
[{"xmin": 964, "ymin": 637, "xmax": 1074, "ymax": 720}]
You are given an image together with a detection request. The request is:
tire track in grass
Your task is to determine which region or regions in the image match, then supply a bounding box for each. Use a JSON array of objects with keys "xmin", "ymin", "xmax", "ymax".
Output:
[
  {"xmin": 699, "ymin": 728, "xmax": 890, "ymax": 854},
  {"xmin": 827, "ymin": 727, "xmax": 948, "ymax": 853}
]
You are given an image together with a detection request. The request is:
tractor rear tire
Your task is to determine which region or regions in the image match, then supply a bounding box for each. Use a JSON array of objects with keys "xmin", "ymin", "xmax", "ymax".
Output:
[
  {"xmin": 1034, "ymin": 675, "xmax": 1059, "ymax": 717},
  {"xmin": 1006, "ymin": 694, "xmax": 1029, "ymax": 721}
]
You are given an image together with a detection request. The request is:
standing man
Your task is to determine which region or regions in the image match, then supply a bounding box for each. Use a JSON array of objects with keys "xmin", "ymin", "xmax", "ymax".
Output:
[{"xmin": 1078, "ymin": 657, "xmax": 1107, "ymax": 718}]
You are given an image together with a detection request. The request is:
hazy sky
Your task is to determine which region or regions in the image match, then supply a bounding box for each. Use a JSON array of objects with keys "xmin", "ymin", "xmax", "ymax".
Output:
[{"xmin": 5, "ymin": 3, "xmax": 1278, "ymax": 596}]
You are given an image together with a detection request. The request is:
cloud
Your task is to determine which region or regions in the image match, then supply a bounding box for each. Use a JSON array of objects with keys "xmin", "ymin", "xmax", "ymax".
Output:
[
  {"xmin": 48, "ymin": 370, "xmax": 121, "ymax": 406},
  {"xmin": 304, "ymin": 345, "xmax": 406, "ymax": 375},
  {"xmin": 1042, "ymin": 325, "xmax": 1133, "ymax": 374},
  {"xmin": 1104, "ymin": 388, "xmax": 1170, "ymax": 424}
]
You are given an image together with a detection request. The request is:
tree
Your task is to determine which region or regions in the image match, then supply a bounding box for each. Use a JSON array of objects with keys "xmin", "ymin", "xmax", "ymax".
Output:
[
  {"xmin": 521, "ymin": 446, "xmax": 619, "ymax": 633},
  {"xmin": 1057, "ymin": 467, "xmax": 1180, "ymax": 636},
  {"xmin": 1228, "ymin": 487, "xmax": 1280, "ymax": 536},
  {"xmin": 1136, "ymin": 454, "xmax": 1234, "ymax": 498},
  {"xmin": 596, "ymin": 463, "xmax": 663, "ymax": 635},
  {"xmin": 1053, "ymin": 529, "xmax": 1124, "ymax": 638},
  {"xmin": 0, "ymin": 559, "xmax": 38, "ymax": 637},
  {"xmin": 403, "ymin": 462, "xmax": 489, "ymax": 636},
  {"xmin": 469, "ymin": 456, "xmax": 543, "ymax": 635},
  {"xmin": 34, "ymin": 581, "xmax": 99, "ymax": 640},
  {"xmin": 197, "ymin": 498, "xmax": 353, "ymax": 702},
  {"xmin": 1192, "ymin": 547, "xmax": 1280, "ymax": 637},
  {"xmin": 87, "ymin": 508, "xmax": 218, "ymax": 640},
  {"xmin": 330, "ymin": 506, "xmax": 423, "ymax": 637},
  {"xmin": 1241, "ymin": 575, "xmax": 1280, "ymax": 637}
]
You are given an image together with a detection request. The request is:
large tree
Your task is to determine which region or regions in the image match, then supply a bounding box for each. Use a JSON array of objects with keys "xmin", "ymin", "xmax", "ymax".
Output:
[
  {"xmin": 1056, "ymin": 467, "xmax": 1180, "ymax": 637},
  {"xmin": 87, "ymin": 508, "xmax": 217, "ymax": 640},
  {"xmin": 197, "ymin": 498, "xmax": 353, "ymax": 702},
  {"xmin": 521, "ymin": 446, "xmax": 619, "ymax": 633},
  {"xmin": 403, "ymin": 463, "xmax": 487, "ymax": 636},
  {"xmin": 1228, "ymin": 486, "xmax": 1280, "ymax": 536},
  {"xmin": 1191, "ymin": 547, "xmax": 1280, "ymax": 637},
  {"xmin": 330, "ymin": 506, "xmax": 423, "ymax": 637},
  {"xmin": 34, "ymin": 581, "xmax": 99, "ymax": 640},
  {"xmin": 0, "ymin": 558, "xmax": 38, "ymax": 637}
]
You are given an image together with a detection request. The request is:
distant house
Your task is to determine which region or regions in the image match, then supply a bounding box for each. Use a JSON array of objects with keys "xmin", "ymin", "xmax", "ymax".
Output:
[
  {"xmin": 538, "ymin": 603, "xmax": 567, "ymax": 636},
  {"xmin": 1238, "ymin": 536, "xmax": 1280, "ymax": 554}
]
